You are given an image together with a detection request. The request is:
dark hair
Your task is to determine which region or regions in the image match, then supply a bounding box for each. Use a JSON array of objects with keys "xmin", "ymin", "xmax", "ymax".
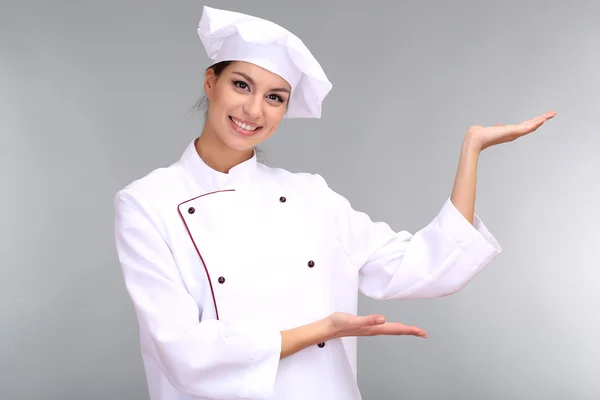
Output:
[{"xmin": 191, "ymin": 61, "xmax": 233, "ymax": 113}]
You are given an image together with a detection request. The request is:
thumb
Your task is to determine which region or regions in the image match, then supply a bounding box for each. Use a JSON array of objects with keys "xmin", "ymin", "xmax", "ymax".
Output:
[{"xmin": 354, "ymin": 314, "xmax": 386, "ymax": 327}]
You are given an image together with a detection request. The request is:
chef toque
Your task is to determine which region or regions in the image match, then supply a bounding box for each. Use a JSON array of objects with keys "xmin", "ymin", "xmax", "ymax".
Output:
[{"xmin": 197, "ymin": 6, "xmax": 333, "ymax": 118}]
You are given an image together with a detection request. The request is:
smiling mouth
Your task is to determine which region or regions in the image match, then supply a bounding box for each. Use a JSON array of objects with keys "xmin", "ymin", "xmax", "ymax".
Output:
[{"xmin": 229, "ymin": 116, "xmax": 263, "ymax": 136}]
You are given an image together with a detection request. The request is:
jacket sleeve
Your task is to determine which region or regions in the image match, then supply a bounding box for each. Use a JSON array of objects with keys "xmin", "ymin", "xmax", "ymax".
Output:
[
  {"xmin": 314, "ymin": 175, "xmax": 501, "ymax": 300},
  {"xmin": 114, "ymin": 190, "xmax": 281, "ymax": 399}
]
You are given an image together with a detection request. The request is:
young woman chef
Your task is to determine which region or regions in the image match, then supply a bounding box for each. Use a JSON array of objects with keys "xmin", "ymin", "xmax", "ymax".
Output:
[{"xmin": 114, "ymin": 5, "xmax": 556, "ymax": 400}]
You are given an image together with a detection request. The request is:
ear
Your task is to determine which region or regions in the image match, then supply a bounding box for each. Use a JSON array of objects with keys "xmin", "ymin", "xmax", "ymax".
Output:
[{"xmin": 204, "ymin": 69, "xmax": 217, "ymax": 101}]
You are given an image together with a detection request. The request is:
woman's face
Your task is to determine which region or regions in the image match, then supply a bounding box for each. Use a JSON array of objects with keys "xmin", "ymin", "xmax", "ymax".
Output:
[{"xmin": 203, "ymin": 61, "xmax": 291, "ymax": 152}]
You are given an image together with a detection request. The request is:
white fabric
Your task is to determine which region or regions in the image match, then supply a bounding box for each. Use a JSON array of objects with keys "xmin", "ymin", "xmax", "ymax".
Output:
[
  {"xmin": 114, "ymin": 140, "xmax": 502, "ymax": 400},
  {"xmin": 197, "ymin": 6, "xmax": 332, "ymax": 118}
]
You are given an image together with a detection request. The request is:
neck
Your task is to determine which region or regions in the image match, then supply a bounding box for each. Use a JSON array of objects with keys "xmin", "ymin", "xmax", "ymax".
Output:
[{"xmin": 195, "ymin": 125, "xmax": 254, "ymax": 174}]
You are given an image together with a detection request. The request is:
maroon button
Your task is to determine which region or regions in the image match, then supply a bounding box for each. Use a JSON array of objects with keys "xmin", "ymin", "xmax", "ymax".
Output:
[
  {"xmin": 279, "ymin": 196, "xmax": 286, "ymax": 203},
  {"xmin": 188, "ymin": 207, "xmax": 195, "ymax": 214},
  {"xmin": 218, "ymin": 277, "xmax": 225, "ymax": 284},
  {"xmin": 308, "ymin": 260, "xmax": 315, "ymax": 268},
  {"xmin": 318, "ymin": 342, "xmax": 325, "ymax": 348}
]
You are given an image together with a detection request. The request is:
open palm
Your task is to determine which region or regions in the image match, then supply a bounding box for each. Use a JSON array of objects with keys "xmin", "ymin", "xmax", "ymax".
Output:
[
  {"xmin": 468, "ymin": 111, "xmax": 557, "ymax": 151},
  {"xmin": 328, "ymin": 312, "xmax": 428, "ymax": 339}
]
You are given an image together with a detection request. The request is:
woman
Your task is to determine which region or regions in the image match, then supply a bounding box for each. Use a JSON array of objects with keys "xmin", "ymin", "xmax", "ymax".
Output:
[{"xmin": 114, "ymin": 6, "xmax": 556, "ymax": 400}]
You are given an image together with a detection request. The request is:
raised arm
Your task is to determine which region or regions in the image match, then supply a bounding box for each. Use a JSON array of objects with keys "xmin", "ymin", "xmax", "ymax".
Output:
[
  {"xmin": 322, "ymin": 111, "xmax": 556, "ymax": 301},
  {"xmin": 449, "ymin": 111, "xmax": 557, "ymax": 224}
]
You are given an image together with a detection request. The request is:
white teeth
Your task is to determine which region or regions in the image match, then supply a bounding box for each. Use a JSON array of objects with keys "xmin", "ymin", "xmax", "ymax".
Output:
[{"xmin": 232, "ymin": 117, "xmax": 258, "ymax": 131}]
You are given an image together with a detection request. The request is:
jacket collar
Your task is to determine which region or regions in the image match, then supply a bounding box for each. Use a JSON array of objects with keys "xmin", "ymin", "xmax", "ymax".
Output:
[{"xmin": 179, "ymin": 138, "xmax": 258, "ymax": 192}]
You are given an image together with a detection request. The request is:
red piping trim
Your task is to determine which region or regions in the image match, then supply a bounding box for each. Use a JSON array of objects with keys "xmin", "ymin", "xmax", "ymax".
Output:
[{"xmin": 177, "ymin": 189, "xmax": 235, "ymax": 320}]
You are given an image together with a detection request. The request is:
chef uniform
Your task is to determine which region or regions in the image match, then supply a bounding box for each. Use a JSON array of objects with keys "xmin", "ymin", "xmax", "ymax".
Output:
[{"xmin": 113, "ymin": 6, "xmax": 502, "ymax": 400}]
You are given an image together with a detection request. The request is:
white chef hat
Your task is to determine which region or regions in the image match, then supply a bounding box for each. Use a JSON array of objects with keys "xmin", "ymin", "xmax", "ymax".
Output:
[{"xmin": 197, "ymin": 6, "xmax": 333, "ymax": 118}]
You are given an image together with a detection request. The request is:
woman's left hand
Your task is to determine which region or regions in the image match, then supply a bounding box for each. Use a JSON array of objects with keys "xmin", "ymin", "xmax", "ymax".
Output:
[{"xmin": 466, "ymin": 111, "xmax": 557, "ymax": 152}]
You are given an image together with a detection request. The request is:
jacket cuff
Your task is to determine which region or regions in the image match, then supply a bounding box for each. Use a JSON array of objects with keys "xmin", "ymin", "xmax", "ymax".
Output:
[{"xmin": 435, "ymin": 197, "xmax": 502, "ymax": 269}]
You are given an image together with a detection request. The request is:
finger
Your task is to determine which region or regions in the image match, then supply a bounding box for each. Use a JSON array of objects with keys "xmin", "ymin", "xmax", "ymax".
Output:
[
  {"xmin": 522, "ymin": 111, "xmax": 556, "ymax": 125},
  {"xmin": 488, "ymin": 112, "xmax": 555, "ymax": 139},
  {"xmin": 523, "ymin": 117, "xmax": 548, "ymax": 130},
  {"xmin": 520, "ymin": 117, "xmax": 539, "ymax": 125},
  {"xmin": 495, "ymin": 111, "xmax": 556, "ymax": 129},
  {"xmin": 495, "ymin": 119, "xmax": 544, "ymax": 136},
  {"xmin": 383, "ymin": 322, "xmax": 427, "ymax": 336},
  {"xmin": 367, "ymin": 322, "xmax": 428, "ymax": 338},
  {"xmin": 353, "ymin": 314, "xmax": 386, "ymax": 327}
]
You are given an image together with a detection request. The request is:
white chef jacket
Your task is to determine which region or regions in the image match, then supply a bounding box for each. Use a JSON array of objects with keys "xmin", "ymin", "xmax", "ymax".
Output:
[{"xmin": 114, "ymin": 139, "xmax": 501, "ymax": 400}]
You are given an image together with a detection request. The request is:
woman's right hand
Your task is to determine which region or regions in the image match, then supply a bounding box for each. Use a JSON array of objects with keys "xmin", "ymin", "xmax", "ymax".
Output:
[{"xmin": 326, "ymin": 312, "xmax": 428, "ymax": 339}]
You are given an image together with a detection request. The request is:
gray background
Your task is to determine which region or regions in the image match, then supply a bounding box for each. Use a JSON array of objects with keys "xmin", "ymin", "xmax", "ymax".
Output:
[{"xmin": 1, "ymin": 0, "xmax": 599, "ymax": 399}]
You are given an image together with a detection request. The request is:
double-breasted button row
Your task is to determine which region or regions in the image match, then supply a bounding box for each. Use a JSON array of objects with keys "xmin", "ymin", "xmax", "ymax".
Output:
[
  {"xmin": 217, "ymin": 259, "xmax": 314, "ymax": 286},
  {"xmin": 189, "ymin": 196, "xmax": 286, "ymax": 212}
]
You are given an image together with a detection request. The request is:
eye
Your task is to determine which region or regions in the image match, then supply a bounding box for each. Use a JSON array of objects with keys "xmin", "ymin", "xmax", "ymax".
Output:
[
  {"xmin": 267, "ymin": 94, "xmax": 285, "ymax": 103},
  {"xmin": 233, "ymin": 80, "xmax": 249, "ymax": 90}
]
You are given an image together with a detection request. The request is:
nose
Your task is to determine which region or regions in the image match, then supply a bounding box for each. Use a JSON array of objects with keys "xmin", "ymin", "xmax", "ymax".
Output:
[{"xmin": 242, "ymin": 95, "xmax": 263, "ymax": 120}]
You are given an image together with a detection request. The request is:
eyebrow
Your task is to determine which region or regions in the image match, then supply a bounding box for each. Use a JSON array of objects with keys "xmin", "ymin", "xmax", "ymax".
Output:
[{"xmin": 232, "ymin": 71, "xmax": 291, "ymax": 94}]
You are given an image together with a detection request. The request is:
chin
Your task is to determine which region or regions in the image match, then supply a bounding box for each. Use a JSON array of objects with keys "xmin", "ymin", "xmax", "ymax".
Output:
[
  {"xmin": 220, "ymin": 131, "xmax": 262, "ymax": 152},
  {"xmin": 222, "ymin": 119, "xmax": 269, "ymax": 151}
]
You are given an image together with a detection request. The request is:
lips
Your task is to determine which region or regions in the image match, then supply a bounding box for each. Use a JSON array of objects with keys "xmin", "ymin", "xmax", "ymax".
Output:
[{"xmin": 229, "ymin": 116, "xmax": 263, "ymax": 137}]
